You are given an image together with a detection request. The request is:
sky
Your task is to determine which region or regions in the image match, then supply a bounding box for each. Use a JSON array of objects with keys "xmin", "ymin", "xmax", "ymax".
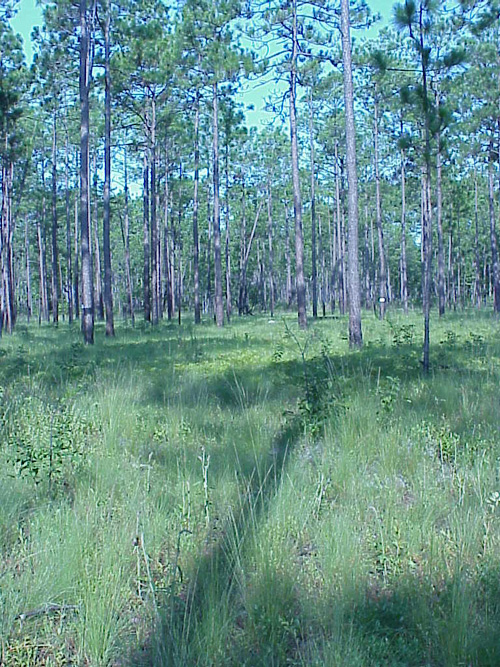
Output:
[{"xmin": 9, "ymin": 0, "xmax": 393, "ymax": 130}]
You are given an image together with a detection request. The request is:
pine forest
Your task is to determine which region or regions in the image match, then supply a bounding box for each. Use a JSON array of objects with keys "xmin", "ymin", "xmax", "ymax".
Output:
[{"xmin": 1, "ymin": 0, "xmax": 500, "ymax": 665}]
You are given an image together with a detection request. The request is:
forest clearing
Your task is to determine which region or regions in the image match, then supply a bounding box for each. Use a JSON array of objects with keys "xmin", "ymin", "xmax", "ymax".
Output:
[{"xmin": 1, "ymin": 311, "xmax": 500, "ymax": 665}]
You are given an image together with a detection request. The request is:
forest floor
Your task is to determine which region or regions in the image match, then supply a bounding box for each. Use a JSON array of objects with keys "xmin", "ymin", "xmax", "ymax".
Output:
[{"xmin": 1, "ymin": 309, "xmax": 500, "ymax": 666}]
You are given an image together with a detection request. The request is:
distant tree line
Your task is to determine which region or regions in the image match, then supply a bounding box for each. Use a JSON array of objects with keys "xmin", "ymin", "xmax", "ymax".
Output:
[{"xmin": 0, "ymin": 0, "xmax": 498, "ymax": 368}]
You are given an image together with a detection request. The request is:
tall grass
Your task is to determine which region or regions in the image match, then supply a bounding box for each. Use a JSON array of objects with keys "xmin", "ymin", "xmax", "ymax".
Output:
[{"xmin": 1, "ymin": 310, "xmax": 499, "ymax": 665}]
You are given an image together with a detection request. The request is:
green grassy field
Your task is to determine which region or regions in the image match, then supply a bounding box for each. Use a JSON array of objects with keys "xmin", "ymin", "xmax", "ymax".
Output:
[{"xmin": 1, "ymin": 310, "xmax": 500, "ymax": 666}]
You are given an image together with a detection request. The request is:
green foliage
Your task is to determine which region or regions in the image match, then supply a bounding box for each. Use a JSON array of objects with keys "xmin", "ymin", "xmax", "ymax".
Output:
[
  {"xmin": 2, "ymin": 391, "xmax": 93, "ymax": 492},
  {"xmin": 1, "ymin": 313, "xmax": 500, "ymax": 665}
]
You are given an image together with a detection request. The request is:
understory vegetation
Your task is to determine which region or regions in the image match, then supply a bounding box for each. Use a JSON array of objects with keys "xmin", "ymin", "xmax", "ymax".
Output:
[{"xmin": 1, "ymin": 311, "xmax": 500, "ymax": 666}]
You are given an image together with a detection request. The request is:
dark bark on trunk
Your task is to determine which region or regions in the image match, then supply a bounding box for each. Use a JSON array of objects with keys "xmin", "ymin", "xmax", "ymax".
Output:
[
  {"xmin": 290, "ymin": 0, "xmax": 307, "ymax": 328},
  {"xmin": 341, "ymin": 0, "xmax": 362, "ymax": 346},
  {"xmin": 309, "ymin": 88, "xmax": 317, "ymax": 319},
  {"xmin": 225, "ymin": 138, "xmax": 231, "ymax": 323},
  {"xmin": 123, "ymin": 147, "xmax": 134, "ymax": 325},
  {"xmin": 285, "ymin": 200, "xmax": 293, "ymax": 308},
  {"xmin": 206, "ymin": 168, "xmax": 212, "ymax": 315},
  {"xmin": 334, "ymin": 144, "xmax": 345, "ymax": 315},
  {"xmin": 400, "ymin": 149, "xmax": 408, "ymax": 314},
  {"xmin": 74, "ymin": 189, "xmax": 79, "ymax": 319},
  {"xmin": 143, "ymin": 151, "xmax": 151, "ymax": 321},
  {"xmin": 238, "ymin": 180, "xmax": 247, "ymax": 315},
  {"xmin": 65, "ymin": 131, "xmax": 73, "ymax": 323},
  {"xmin": 163, "ymin": 145, "xmax": 173, "ymax": 320},
  {"xmin": 80, "ymin": 0, "xmax": 94, "ymax": 343},
  {"xmin": 1, "ymin": 163, "xmax": 14, "ymax": 333},
  {"xmin": 93, "ymin": 161, "xmax": 103, "ymax": 321},
  {"xmin": 193, "ymin": 95, "xmax": 201, "ymax": 324},
  {"xmin": 25, "ymin": 214, "xmax": 32, "ymax": 322},
  {"xmin": 374, "ymin": 99, "xmax": 387, "ymax": 319},
  {"xmin": 103, "ymin": 8, "xmax": 114, "ymax": 336},
  {"xmin": 213, "ymin": 83, "xmax": 224, "ymax": 326},
  {"xmin": 150, "ymin": 99, "xmax": 159, "ymax": 325},
  {"xmin": 420, "ymin": 6, "xmax": 432, "ymax": 373},
  {"xmin": 37, "ymin": 185, "xmax": 49, "ymax": 323},
  {"xmin": 488, "ymin": 145, "xmax": 500, "ymax": 312},
  {"xmin": 474, "ymin": 174, "xmax": 481, "ymax": 307},
  {"xmin": 436, "ymin": 121, "xmax": 445, "ymax": 317},
  {"xmin": 267, "ymin": 180, "xmax": 275, "ymax": 318},
  {"xmin": 51, "ymin": 112, "xmax": 59, "ymax": 324}
]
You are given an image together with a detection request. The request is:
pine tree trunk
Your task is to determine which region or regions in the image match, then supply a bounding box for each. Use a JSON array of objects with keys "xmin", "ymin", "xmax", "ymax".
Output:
[
  {"xmin": 93, "ymin": 161, "xmax": 104, "ymax": 321},
  {"xmin": 25, "ymin": 214, "xmax": 32, "ymax": 322},
  {"xmin": 73, "ymin": 188, "xmax": 79, "ymax": 319},
  {"xmin": 267, "ymin": 180, "xmax": 275, "ymax": 317},
  {"xmin": 488, "ymin": 145, "xmax": 500, "ymax": 312},
  {"xmin": 285, "ymin": 201, "xmax": 292, "ymax": 308},
  {"xmin": 420, "ymin": 10, "xmax": 432, "ymax": 373},
  {"xmin": 206, "ymin": 171, "xmax": 212, "ymax": 315},
  {"xmin": 193, "ymin": 95, "xmax": 201, "ymax": 324},
  {"xmin": 103, "ymin": 8, "xmax": 114, "ymax": 336},
  {"xmin": 65, "ymin": 132, "xmax": 73, "ymax": 323},
  {"xmin": 212, "ymin": 82, "xmax": 224, "ymax": 327},
  {"xmin": 334, "ymin": 143, "xmax": 345, "ymax": 315},
  {"xmin": 341, "ymin": 0, "xmax": 362, "ymax": 347},
  {"xmin": 80, "ymin": 0, "xmax": 94, "ymax": 343},
  {"xmin": 238, "ymin": 180, "xmax": 247, "ymax": 315},
  {"xmin": 163, "ymin": 145, "xmax": 173, "ymax": 320},
  {"xmin": 151, "ymin": 99, "xmax": 159, "ymax": 325},
  {"xmin": 143, "ymin": 151, "xmax": 151, "ymax": 321},
  {"xmin": 309, "ymin": 88, "xmax": 317, "ymax": 319},
  {"xmin": 436, "ymin": 122, "xmax": 446, "ymax": 317},
  {"xmin": 374, "ymin": 99, "xmax": 387, "ymax": 319},
  {"xmin": 123, "ymin": 147, "xmax": 134, "ymax": 325},
  {"xmin": 400, "ymin": 148, "xmax": 408, "ymax": 314},
  {"xmin": 290, "ymin": 0, "xmax": 307, "ymax": 328},
  {"xmin": 474, "ymin": 173, "xmax": 481, "ymax": 307},
  {"xmin": 51, "ymin": 111, "xmax": 59, "ymax": 324}
]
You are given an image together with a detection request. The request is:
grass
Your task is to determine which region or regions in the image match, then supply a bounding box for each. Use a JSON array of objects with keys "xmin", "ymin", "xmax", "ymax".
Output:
[{"xmin": 1, "ymin": 308, "xmax": 500, "ymax": 665}]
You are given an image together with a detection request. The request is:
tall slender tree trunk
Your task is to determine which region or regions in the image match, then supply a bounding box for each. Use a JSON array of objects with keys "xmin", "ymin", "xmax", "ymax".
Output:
[
  {"xmin": 400, "ymin": 148, "xmax": 408, "ymax": 314},
  {"xmin": 25, "ymin": 214, "xmax": 32, "ymax": 322},
  {"xmin": 206, "ymin": 168, "xmax": 212, "ymax": 315},
  {"xmin": 474, "ymin": 173, "xmax": 481, "ymax": 307},
  {"xmin": 267, "ymin": 180, "xmax": 275, "ymax": 317},
  {"xmin": 51, "ymin": 111, "xmax": 59, "ymax": 324},
  {"xmin": 123, "ymin": 147, "xmax": 134, "ymax": 325},
  {"xmin": 143, "ymin": 150, "xmax": 151, "ymax": 321},
  {"xmin": 65, "ymin": 131, "xmax": 73, "ymax": 323},
  {"xmin": 284, "ymin": 200, "xmax": 292, "ymax": 307},
  {"xmin": 374, "ymin": 98, "xmax": 387, "ymax": 319},
  {"xmin": 290, "ymin": 0, "xmax": 307, "ymax": 328},
  {"xmin": 163, "ymin": 145, "xmax": 173, "ymax": 320},
  {"xmin": 488, "ymin": 144, "xmax": 500, "ymax": 312},
  {"xmin": 80, "ymin": 0, "xmax": 94, "ymax": 343},
  {"xmin": 73, "ymin": 189, "xmax": 79, "ymax": 319},
  {"xmin": 212, "ymin": 82, "xmax": 224, "ymax": 327},
  {"xmin": 420, "ymin": 8, "xmax": 432, "ymax": 373},
  {"xmin": 37, "ymin": 174, "xmax": 49, "ymax": 323},
  {"xmin": 151, "ymin": 99, "xmax": 159, "ymax": 325},
  {"xmin": 436, "ymin": 116, "xmax": 445, "ymax": 316},
  {"xmin": 309, "ymin": 87, "xmax": 317, "ymax": 318},
  {"xmin": 193, "ymin": 94, "xmax": 201, "ymax": 324},
  {"xmin": 334, "ymin": 144, "xmax": 345, "ymax": 315},
  {"xmin": 92, "ymin": 161, "xmax": 104, "ymax": 321},
  {"xmin": 103, "ymin": 7, "xmax": 114, "ymax": 336},
  {"xmin": 341, "ymin": 0, "xmax": 362, "ymax": 346}
]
